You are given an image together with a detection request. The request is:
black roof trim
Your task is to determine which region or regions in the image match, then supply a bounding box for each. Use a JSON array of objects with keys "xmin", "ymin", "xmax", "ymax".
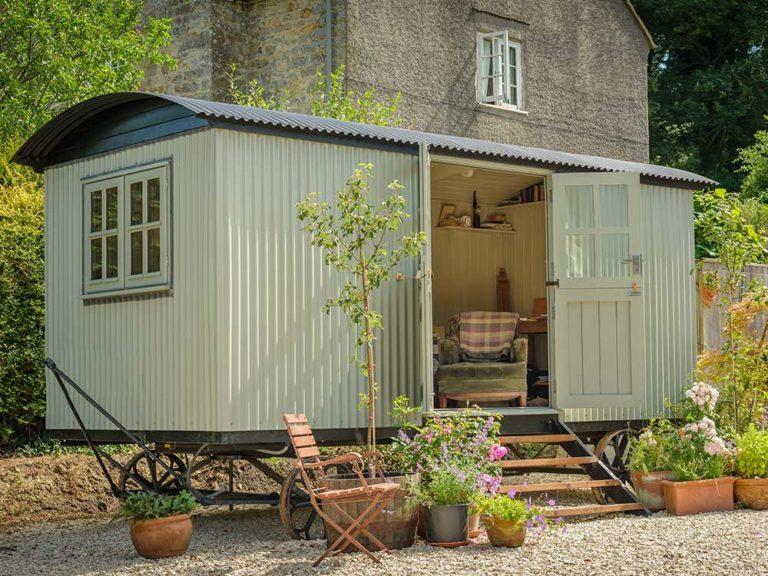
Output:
[{"xmin": 13, "ymin": 92, "xmax": 715, "ymax": 186}]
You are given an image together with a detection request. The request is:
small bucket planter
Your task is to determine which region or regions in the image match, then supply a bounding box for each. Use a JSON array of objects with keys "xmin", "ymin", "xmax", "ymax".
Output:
[
  {"xmin": 424, "ymin": 504, "xmax": 469, "ymax": 546},
  {"xmin": 130, "ymin": 514, "xmax": 193, "ymax": 559},
  {"xmin": 735, "ymin": 478, "xmax": 768, "ymax": 510},
  {"xmin": 482, "ymin": 516, "xmax": 526, "ymax": 548},
  {"xmin": 630, "ymin": 470, "xmax": 675, "ymax": 511},
  {"xmin": 467, "ymin": 513, "xmax": 482, "ymax": 539},
  {"xmin": 116, "ymin": 491, "xmax": 197, "ymax": 559},
  {"xmin": 661, "ymin": 477, "xmax": 735, "ymax": 516}
]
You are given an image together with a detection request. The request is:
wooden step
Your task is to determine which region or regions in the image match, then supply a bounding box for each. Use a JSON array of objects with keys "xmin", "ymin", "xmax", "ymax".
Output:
[
  {"xmin": 500, "ymin": 434, "xmax": 577, "ymax": 444},
  {"xmin": 498, "ymin": 479, "xmax": 621, "ymax": 494},
  {"xmin": 500, "ymin": 456, "xmax": 597, "ymax": 469},
  {"xmin": 542, "ymin": 502, "xmax": 645, "ymax": 518}
]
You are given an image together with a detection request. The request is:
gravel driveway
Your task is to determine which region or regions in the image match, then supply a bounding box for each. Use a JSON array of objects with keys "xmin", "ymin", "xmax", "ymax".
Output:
[{"xmin": 0, "ymin": 505, "xmax": 766, "ymax": 576}]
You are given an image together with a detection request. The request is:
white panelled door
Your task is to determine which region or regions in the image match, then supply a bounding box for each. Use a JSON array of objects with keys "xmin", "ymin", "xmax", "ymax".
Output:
[{"xmin": 551, "ymin": 172, "xmax": 645, "ymax": 408}]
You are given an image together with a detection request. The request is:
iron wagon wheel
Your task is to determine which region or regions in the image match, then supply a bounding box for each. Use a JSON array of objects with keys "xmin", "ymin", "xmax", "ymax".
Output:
[
  {"xmin": 279, "ymin": 466, "xmax": 324, "ymax": 540},
  {"xmin": 591, "ymin": 428, "xmax": 639, "ymax": 504},
  {"xmin": 118, "ymin": 451, "xmax": 188, "ymax": 493}
]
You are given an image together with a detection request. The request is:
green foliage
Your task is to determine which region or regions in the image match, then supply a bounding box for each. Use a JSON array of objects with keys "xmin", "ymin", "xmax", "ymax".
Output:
[
  {"xmin": 0, "ymin": 142, "xmax": 45, "ymax": 444},
  {"xmin": 628, "ymin": 420, "xmax": 675, "ymax": 473},
  {"xmin": 693, "ymin": 188, "xmax": 766, "ymax": 264},
  {"xmin": 5, "ymin": 437, "xmax": 135, "ymax": 457},
  {"xmin": 0, "ymin": 0, "xmax": 175, "ymax": 141},
  {"xmin": 665, "ymin": 431, "xmax": 731, "ymax": 481},
  {"xmin": 736, "ymin": 425, "xmax": 768, "ymax": 478},
  {"xmin": 226, "ymin": 63, "xmax": 289, "ymax": 110},
  {"xmin": 738, "ymin": 120, "xmax": 768, "ymax": 203},
  {"xmin": 116, "ymin": 490, "xmax": 197, "ymax": 521},
  {"xmin": 471, "ymin": 493, "xmax": 534, "ymax": 526},
  {"xmin": 309, "ymin": 66, "xmax": 402, "ymax": 126},
  {"xmin": 296, "ymin": 163, "xmax": 425, "ymax": 454},
  {"xmin": 413, "ymin": 468, "xmax": 476, "ymax": 507},
  {"xmin": 227, "ymin": 64, "xmax": 402, "ymax": 127},
  {"xmin": 634, "ymin": 1, "xmax": 768, "ymax": 188}
]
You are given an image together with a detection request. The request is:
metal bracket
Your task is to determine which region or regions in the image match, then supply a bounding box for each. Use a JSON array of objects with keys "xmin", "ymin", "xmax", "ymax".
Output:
[{"xmin": 622, "ymin": 254, "xmax": 643, "ymax": 275}]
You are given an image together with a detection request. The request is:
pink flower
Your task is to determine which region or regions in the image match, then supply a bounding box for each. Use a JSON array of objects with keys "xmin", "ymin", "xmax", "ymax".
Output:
[
  {"xmin": 489, "ymin": 444, "xmax": 509, "ymax": 461},
  {"xmin": 546, "ymin": 499, "xmax": 556, "ymax": 507}
]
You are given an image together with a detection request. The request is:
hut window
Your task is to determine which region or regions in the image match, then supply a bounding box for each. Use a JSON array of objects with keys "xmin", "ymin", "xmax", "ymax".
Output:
[
  {"xmin": 476, "ymin": 31, "xmax": 523, "ymax": 110},
  {"xmin": 83, "ymin": 163, "xmax": 170, "ymax": 297}
]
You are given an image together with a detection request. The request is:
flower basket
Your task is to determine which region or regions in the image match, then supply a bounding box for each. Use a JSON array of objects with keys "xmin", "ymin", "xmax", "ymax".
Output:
[{"xmin": 661, "ymin": 477, "xmax": 735, "ymax": 516}]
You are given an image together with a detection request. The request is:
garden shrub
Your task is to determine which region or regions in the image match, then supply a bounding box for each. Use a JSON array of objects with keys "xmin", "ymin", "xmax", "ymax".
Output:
[{"xmin": 736, "ymin": 425, "xmax": 768, "ymax": 478}]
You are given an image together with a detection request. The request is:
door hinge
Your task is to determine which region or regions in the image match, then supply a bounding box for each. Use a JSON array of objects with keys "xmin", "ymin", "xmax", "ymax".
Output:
[
  {"xmin": 545, "ymin": 279, "xmax": 559, "ymax": 288},
  {"xmin": 622, "ymin": 254, "xmax": 643, "ymax": 275}
]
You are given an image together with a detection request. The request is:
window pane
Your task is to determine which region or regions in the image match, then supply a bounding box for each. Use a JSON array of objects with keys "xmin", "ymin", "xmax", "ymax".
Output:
[
  {"xmin": 601, "ymin": 233, "xmax": 630, "ymax": 277},
  {"xmin": 599, "ymin": 184, "xmax": 629, "ymax": 227},
  {"xmin": 90, "ymin": 238, "xmax": 102, "ymax": 280},
  {"xmin": 131, "ymin": 181, "xmax": 143, "ymax": 225},
  {"xmin": 90, "ymin": 190, "xmax": 102, "ymax": 232},
  {"xmin": 566, "ymin": 234, "xmax": 595, "ymax": 278},
  {"xmin": 147, "ymin": 178, "xmax": 161, "ymax": 222},
  {"xmin": 147, "ymin": 227, "xmax": 161, "ymax": 273},
  {"xmin": 106, "ymin": 234, "xmax": 119, "ymax": 278},
  {"xmin": 131, "ymin": 231, "xmax": 143, "ymax": 275},
  {"xmin": 565, "ymin": 185, "xmax": 594, "ymax": 229},
  {"xmin": 106, "ymin": 186, "xmax": 118, "ymax": 230}
]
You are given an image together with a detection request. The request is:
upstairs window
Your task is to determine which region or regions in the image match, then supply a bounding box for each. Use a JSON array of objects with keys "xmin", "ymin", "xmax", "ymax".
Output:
[
  {"xmin": 476, "ymin": 31, "xmax": 523, "ymax": 110},
  {"xmin": 83, "ymin": 163, "xmax": 171, "ymax": 297}
]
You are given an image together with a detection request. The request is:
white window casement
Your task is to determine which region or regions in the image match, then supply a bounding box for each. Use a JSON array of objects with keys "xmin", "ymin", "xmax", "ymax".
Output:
[
  {"xmin": 83, "ymin": 162, "xmax": 171, "ymax": 297},
  {"xmin": 476, "ymin": 31, "xmax": 524, "ymax": 110}
]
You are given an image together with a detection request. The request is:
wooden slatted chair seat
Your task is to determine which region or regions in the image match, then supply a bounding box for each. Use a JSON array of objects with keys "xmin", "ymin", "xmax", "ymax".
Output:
[{"xmin": 283, "ymin": 413, "xmax": 396, "ymax": 566}]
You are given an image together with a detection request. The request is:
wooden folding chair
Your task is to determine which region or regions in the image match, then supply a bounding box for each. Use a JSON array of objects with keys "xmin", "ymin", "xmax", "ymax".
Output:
[{"xmin": 283, "ymin": 414, "xmax": 399, "ymax": 566}]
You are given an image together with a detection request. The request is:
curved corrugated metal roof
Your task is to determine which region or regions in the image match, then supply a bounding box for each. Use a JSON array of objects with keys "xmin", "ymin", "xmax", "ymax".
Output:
[{"xmin": 14, "ymin": 92, "xmax": 714, "ymax": 186}]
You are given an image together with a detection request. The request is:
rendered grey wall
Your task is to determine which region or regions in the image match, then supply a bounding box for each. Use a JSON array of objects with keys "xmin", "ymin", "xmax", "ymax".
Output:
[{"xmin": 343, "ymin": 0, "xmax": 651, "ymax": 162}]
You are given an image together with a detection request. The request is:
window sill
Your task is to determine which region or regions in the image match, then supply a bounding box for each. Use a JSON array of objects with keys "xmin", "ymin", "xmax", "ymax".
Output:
[
  {"xmin": 82, "ymin": 284, "xmax": 172, "ymax": 305},
  {"xmin": 478, "ymin": 103, "xmax": 529, "ymax": 117}
]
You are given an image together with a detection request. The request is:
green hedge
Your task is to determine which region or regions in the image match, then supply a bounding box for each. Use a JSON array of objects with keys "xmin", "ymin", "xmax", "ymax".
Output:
[{"xmin": 0, "ymin": 145, "xmax": 45, "ymax": 445}]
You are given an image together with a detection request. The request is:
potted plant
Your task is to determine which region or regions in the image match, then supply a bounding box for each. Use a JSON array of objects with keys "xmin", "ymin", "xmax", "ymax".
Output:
[
  {"xmin": 415, "ymin": 467, "xmax": 477, "ymax": 546},
  {"xmin": 627, "ymin": 421, "xmax": 675, "ymax": 511},
  {"xmin": 699, "ymin": 269, "xmax": 719, "ymax": 307},
  {"xmin": 297, "ymin": 163, "xmax": 425, "ymax": 549},
  {"xmin": 390, "ymin": 404, "xmax": 506, "ymax": 540},
  {"xmin": 115, "ymin": 491, "xmax": 197, "ymax": 559},
  {"xmin": 471, "ymin": 492, "xmax": 552, "ymax": 548},
  {"xmin": 734, "ymin": 425, "xmax": 768, "ymax": 509}
]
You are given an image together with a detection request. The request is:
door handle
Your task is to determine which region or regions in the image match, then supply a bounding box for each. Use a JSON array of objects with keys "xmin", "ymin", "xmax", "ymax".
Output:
[{"xmin": 628, "ymin": 281, "xmax": 642, "ymax": 296}]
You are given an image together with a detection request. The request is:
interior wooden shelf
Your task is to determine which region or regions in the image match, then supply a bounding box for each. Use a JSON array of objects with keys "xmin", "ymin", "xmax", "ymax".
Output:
[
  {"xmin": 433, "ymin": 226, "xmax": 516, "ymax": 235},
  {"xmin": 495, "ymin": 200, "xmax": 545, "ymax": 209}
]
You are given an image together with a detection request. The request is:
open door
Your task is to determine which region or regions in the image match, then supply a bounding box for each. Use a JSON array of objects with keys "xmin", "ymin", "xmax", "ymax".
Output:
[
  {"xmin": 418, "ymin": 143, "xmax": 434, "ymax": 411},
  {"xmin": 551, "ymin": 172, "xmax": 645, "ymax": 409}
]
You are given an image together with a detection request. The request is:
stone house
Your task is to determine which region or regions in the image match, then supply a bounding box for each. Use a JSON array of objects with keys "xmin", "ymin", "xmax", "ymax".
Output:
[{"xmin": 142, "ymin": 0, "xmax": 654, "ymax": 162}]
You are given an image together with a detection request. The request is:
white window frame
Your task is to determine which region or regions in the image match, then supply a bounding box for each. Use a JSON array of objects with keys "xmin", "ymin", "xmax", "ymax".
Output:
[
  {"xmin": 476, "ymin": 31, "xmax": 524, "ymax": 110},
  {"xmin": 82, "ymin": 161, "xmax": 171, "ymax": 298}
]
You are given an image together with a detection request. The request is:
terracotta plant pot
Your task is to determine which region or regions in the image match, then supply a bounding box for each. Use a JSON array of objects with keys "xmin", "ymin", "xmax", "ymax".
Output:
[
  {"xmin": 630, "ymin": 470, "xmax": 675, "ymax": 511},
  {"xmin": 735, "ymin": 478, "xmax": 768, "ymax": 510},
  {"xmin": 661, "ymin": 477, "xmax": 735, "ymax": 516},
  {"xmin": 468, "ymin": 513, "xmax": 482, "ymax": 539},
  {"xmin": 482, "ymin": 516, "xmax": 526, "ymax": 548},
  {"xmin": 129, "ymin": 514, "xmax": 193, "ymax": 559}
]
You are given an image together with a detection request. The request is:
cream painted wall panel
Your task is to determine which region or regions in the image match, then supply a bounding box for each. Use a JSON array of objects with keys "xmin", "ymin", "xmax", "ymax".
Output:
[
  {"xmin": 431, "ymin": 200, "xmax": 546, "ymax": 329},
  {"xmin": 561, "ymin": 185, "xmax": 696, "ymax": 423},
  {"xmin": 45, "ymin": 130, "xmax": 219, "ymax": 431},
  {"xmin": 214, "ymin": 130, "xmax": 421, "ymax": 432}
]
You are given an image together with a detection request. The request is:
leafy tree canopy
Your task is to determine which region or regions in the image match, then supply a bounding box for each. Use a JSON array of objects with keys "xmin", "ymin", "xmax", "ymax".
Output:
[
  {"xmin": 634, "ymin": 0, "xmax": 768, "ymax": 188},
  {"xmin": 0, "ymin": 0, "xmax": 175, "ymax": 141},
  {"xmin": 738, "ymin": 118, "xmax": 768, "ymax": 203}
]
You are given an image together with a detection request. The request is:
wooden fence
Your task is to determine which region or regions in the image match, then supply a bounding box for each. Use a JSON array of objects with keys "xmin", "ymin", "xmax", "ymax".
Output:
[{"xmin": 697, "ymin": 258, "xmax": 768, "ymax": 352}]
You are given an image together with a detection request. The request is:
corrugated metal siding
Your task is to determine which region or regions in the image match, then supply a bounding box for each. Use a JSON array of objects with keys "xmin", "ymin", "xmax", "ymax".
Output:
[
  {"xmin": 214, "ymin": 129, "xmax": 421, "ymax": 431},
  {"xmin": 561, "ymin": 184, "xmax": 697, "ymax": 422},
  {"xmin": 45, "ymin": 130, "xmax": 219, "ymax": 431}
]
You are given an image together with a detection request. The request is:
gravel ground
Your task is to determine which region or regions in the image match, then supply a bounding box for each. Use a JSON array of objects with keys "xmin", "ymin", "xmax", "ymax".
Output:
[{"xmin": 0, "ymin": 505, "xmax": 766, "ymax": 576}]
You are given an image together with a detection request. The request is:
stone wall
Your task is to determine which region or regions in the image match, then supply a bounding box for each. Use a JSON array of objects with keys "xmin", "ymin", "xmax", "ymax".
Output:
[
  {"xmin": 143, "ymin": 0, "xmax": 344, "ymax": 108},
  {"xmin": 343, "ymin": 0, "xmax": 651, "ymax": 161}
]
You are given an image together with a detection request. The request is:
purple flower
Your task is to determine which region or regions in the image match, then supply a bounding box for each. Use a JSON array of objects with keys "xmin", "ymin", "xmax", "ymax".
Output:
[
  {"xmin": 546, "ymin": 499, "xmax": 556, "ymax": 507},
  {"xmin": 507, "ymin": 489, "xmax": 517, "ymax": 499},
  {"xmin": 476, "ymin": 473, "xmax": 501, "ymax": 495},
  {"xmin": 397, "ymin": 429, "xmax": 411, "ymax": 445}
]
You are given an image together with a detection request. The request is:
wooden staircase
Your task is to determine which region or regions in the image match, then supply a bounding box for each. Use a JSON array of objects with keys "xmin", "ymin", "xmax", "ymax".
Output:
[{"xmin": 498, "ymin": 422, "xmax": 648, "ymax": 518}]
